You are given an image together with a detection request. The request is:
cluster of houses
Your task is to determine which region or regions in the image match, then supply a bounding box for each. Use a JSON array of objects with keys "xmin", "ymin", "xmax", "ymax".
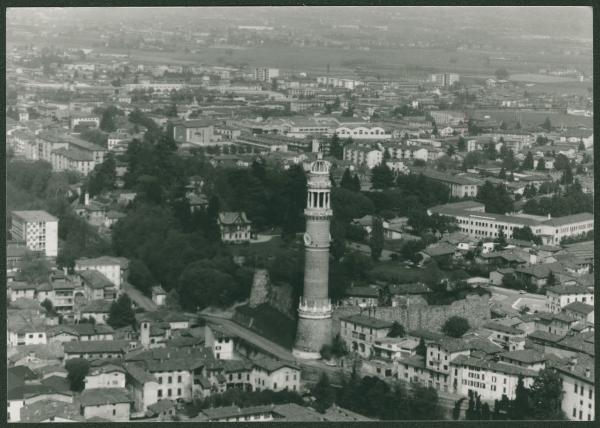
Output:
[
  {"xmin": 337, "ymin": 293, "xmax": 594, "ymax": 421},
  {"xmin": 7, "ymin": 316, "xmax": 307, "ymax": 422}
]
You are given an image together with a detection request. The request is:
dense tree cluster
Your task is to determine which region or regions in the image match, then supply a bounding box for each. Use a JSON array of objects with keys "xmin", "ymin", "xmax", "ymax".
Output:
[
  {"xmin": 523, "ymin": 181, "xmax": 592, "ymax": 217},
  {"xmin": 512, "ymin": 226, "xmax": 542, "ymax": 244},
  {"xmin": 476, "ymin": 181, "xmax": 514, "ymax": 214},
  {"xmin": 65, "ymin": 358, "xmax": 90, "ymax": 392},
  {"xmin": 441, "ymin": 316, "xmax": 470, "ymax": 338},
  {"xmin": 191, "ymin": 388, "xmax": 304, "ymax": 414},
  {"xmin": 107, "ymin": 294, "xmax": 136, "ymax": 329},
  {"xmin": 312, "ymin": 372, "xmax": 443, "ymax": 419}
]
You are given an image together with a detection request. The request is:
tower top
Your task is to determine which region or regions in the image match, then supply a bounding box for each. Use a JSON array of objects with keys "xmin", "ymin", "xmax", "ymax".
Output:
[{"xmin": 310, "ymin": 157, "xmax": 330, "ymax": 175}]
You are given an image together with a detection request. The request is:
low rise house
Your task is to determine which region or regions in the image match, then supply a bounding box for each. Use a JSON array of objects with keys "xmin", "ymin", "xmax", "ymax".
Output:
[
  {"xmin": 63, "ymin": 340, "xmax": 132, "ymax": 361},
  {"xmin": 20, "ymin": 399, "xmax": 85, "ymax": 422},
  {"xmin": 123, "ymin": 362, "xmax": 159, "ymax": 413},
  {"xmin": 48, "ymin": 324, "xmax": 114, "ymax": 343},
  {"xmin": 146, "ymin": 399, "xmax": 177, "ymax": 421},
  {"xmin": 251, "ymin": 357, "xmax": 301, "ymax": 392},
  {"xmin": 152, "ymin": 286, "xmax": 167, "ymax": 306},
  {"xmin": 481, "ymin": 321, "xmax": 526, "ymax": 351},
  {"xmin": 82, "ymin": 363, "xmax": 125, "ymax": 390},
  {"xmin": 562, "ymin": 302, "xmax": 594, "ymax": 324},
  {"xmin": 218, "ymin": 212, "xmax": 252, "ymax": 244},
  {"xmin": 79, "ymin": 388, "xmax": 132, "ymax": 422},
  {"xmin": 371, "ymin": 337, "xmax": 419, "ymax": 361},
  {"xmin": 78, "ymin": 299, "xmax": 112, "ymax": 324},
  {"xmin": 341, "ymin": 286, "xmax": 379, "ymax": 307},
  {"xmin": 498, "ymin": 350, "xmax": 546, "ymax": 372},
  {"xmin": 78, "ymin": 269, "xmax": 119, "ymax": 301},
  {"xmin": 545, "ymin": 284, "xmax": 594, "ymax": 313},
  {"xmin": 8, "ymin": 385, "xmax": 73, "ymax": 423},
  {"xmin": 8, "ymin": 281, "xmax": 37, "ymax": 302}
]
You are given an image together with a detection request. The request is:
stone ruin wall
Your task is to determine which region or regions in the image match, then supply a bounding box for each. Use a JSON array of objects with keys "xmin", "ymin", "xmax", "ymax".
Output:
[{"xmin": 332, "ymin": 293, "xmax": 491, "ymax": 336}]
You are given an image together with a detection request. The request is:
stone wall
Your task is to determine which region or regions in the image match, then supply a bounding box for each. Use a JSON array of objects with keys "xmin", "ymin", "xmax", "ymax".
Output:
[
  {"xmin": 248, "ymin": 269, "xmax": 295, "ymax": 318},
  {"xmin": 248, "ymin": 269, "xmax": 269, "ymax": 308},
  {"xmin": 332, "ymin": 294, "xmax": 491, "ymax": 335},
  {"xmin": 267, "ymin": 283, "xmax": 295, "ymax": 319}
]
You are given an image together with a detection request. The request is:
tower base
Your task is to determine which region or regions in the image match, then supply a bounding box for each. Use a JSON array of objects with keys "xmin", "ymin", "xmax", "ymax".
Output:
[{"xmin": 293, "ymin": 316, "xmax": 332, "ymax": 360}]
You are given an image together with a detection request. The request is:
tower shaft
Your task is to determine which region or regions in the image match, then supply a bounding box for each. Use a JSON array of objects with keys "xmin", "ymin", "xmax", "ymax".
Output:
[{"xmin": 293, "ymin": 158, "xmax": 333, "ymax": 360}]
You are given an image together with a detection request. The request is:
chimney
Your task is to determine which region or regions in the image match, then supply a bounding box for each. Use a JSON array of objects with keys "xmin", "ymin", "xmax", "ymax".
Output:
[
  {"xmin": 84, "ymin": 192, "xmax": 90, "ymax": 207},
  {"xmin": 585, "ymin": 368, "xmax": 590, "ymax": 378},
  {"xmin": 547, "ymin": 213, "xmax": 551, "ymax": 219}
]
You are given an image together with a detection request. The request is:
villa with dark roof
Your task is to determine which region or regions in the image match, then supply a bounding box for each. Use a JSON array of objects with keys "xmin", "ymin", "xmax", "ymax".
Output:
[{"xmin": 218, "ymin": 211, "xmax": 252, "ymax": 243}]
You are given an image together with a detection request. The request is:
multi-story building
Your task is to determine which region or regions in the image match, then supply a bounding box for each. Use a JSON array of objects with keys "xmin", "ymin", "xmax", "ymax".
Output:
[
  {"xmin": 556, "ymin": 356, "xmax": 594, "ymax": 421},
  {"xmin": 70, "ymin": 115, "xmax": 100, "ymax": 129},
  {"xmin": 421, "ymin": 170, "xmax": 481, "ymax": 198},
  {"xmin": 36, "ymin": 277, "xmax": 78, "ymax": 314},
  {"xmin": 538, "ymin": 213, "xmax": 594, "ymax": 245},
  {"xmin": 428, "ymin": 110, "xmax": 466, "ymax": 126},
  {"xmin": 429, "ymin": 203, "xmax": 593, "ymax": 244},
  {"xmin": 339, "ymin": 314, "xmax": 393, "ymax": 358},
  {"xmin": 382, "ymin": 143, "xmax": 430, "ymax": 162},
  {"xmin": 343, "ymin": 143, "xmax": 383, "ymax": 169},
  {"xmin": 430, "ymin": 73, "xmax": 460, "ymax": 87},
  {"xmin": 172, "ymin": 120, "xmax": 216, "ymax": 146},
  {"xmin": 50, "ymin": 148, "xmax": 96, "ymax": 176},
  {"xmin": 11, "ymin": 210, "xmax": 58, "ymax": 257},
  {"xmin": 75, "ymin": 256, "xmax": 124, "ymax": 289},
  {"xmin": 254, "ymin": 67, "xmax": 279, "ymax": 82},
  {"xmin": 218, "ymin": 212, "xmax": 252, "ymax": 244},
  {"xmin": 545, "ymin": 285, "xmax": 594, "ymax": 313},
  {"xmin": 450, "ymin": 355, "xmax": 536, "ymax": 402},
  {"xmin": 335, "ymin": 125, "xmax": 391, "ymax": 140}
]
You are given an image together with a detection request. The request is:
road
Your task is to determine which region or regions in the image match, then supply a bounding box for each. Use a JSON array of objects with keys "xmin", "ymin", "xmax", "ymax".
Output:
[
  {"xmin": 485, "ymin": 285, "xmax": 546, "ymax": 314},
  {"xmin": 122, "ymin": 282, "xmax": 158, "ymax": 312},
  {"xmin": 200, "ymin": 313, "xmax": 346, "ymax": 376}
]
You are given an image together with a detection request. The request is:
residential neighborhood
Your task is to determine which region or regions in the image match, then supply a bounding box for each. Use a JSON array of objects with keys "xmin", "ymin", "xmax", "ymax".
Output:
[{"xmin": 5, "ymin": 5, "xmax": 594, "ymax": 423}]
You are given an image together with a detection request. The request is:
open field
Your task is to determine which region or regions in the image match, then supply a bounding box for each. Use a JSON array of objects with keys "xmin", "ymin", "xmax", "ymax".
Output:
[{"xmin": 510, "ymin": 73, "xmax": 581, "ymax": 83}]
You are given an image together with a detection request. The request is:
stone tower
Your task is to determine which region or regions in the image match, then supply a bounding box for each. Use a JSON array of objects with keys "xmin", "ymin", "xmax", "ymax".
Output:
[{"xmin": 293, "ymin": 155, "xmax": 333, "ymax": 359}]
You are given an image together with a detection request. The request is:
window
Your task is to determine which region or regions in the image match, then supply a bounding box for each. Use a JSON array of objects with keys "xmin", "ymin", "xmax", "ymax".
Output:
[
  {"xmin": 113, "ymin": 409, "xmax": 116, "ymax": 416},
  {"xmin": 158, "ymin": 389, "xmax": 163, "ymax": 398},
  {"xmin": 178, "ymin": 376, "xmax": 182, "ymax": 383},
  {"xmin": 168, "ymin": 389, "xmax": 172, "ymax": 397},
  {"xmin": 575, "ymin": 384, "xmax": 578, "ymax": 393},
  {"xmin": 177, "ymin": 388, "xmax": 181, "ymax": 396},
  {"xmin": 158, "ymin": 377, "xmax": 163, "ymax": 385},
  {"xmin": 274, "ymin": 382, "xmax": 277, "ymax": 389},
  {"xmin": 168, "ymin": 376, "xmax": 172, "ymax": 384}
]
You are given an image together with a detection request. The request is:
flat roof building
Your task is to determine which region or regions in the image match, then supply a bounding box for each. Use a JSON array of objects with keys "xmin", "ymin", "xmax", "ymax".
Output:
[{"xmin": 11, "ymin": 210, "xmax": 58, "ymax": 258}]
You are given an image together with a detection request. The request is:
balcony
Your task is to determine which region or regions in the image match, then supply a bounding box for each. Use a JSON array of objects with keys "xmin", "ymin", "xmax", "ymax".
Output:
[{"xmin": 298, "ymin": 297, "xmax": 332, "ymax": 319}]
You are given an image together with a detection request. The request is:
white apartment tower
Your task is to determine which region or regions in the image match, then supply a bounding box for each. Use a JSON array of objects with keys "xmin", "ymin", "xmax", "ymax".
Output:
[{"xmin": 11, "ymin": 210, "xmax": 58, "ymax": 257}]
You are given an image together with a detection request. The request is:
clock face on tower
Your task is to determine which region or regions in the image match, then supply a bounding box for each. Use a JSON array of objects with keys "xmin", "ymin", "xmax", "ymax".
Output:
[{"xmin": 303, "ymin": 233, "xmax": 313, "ymax": 246}]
